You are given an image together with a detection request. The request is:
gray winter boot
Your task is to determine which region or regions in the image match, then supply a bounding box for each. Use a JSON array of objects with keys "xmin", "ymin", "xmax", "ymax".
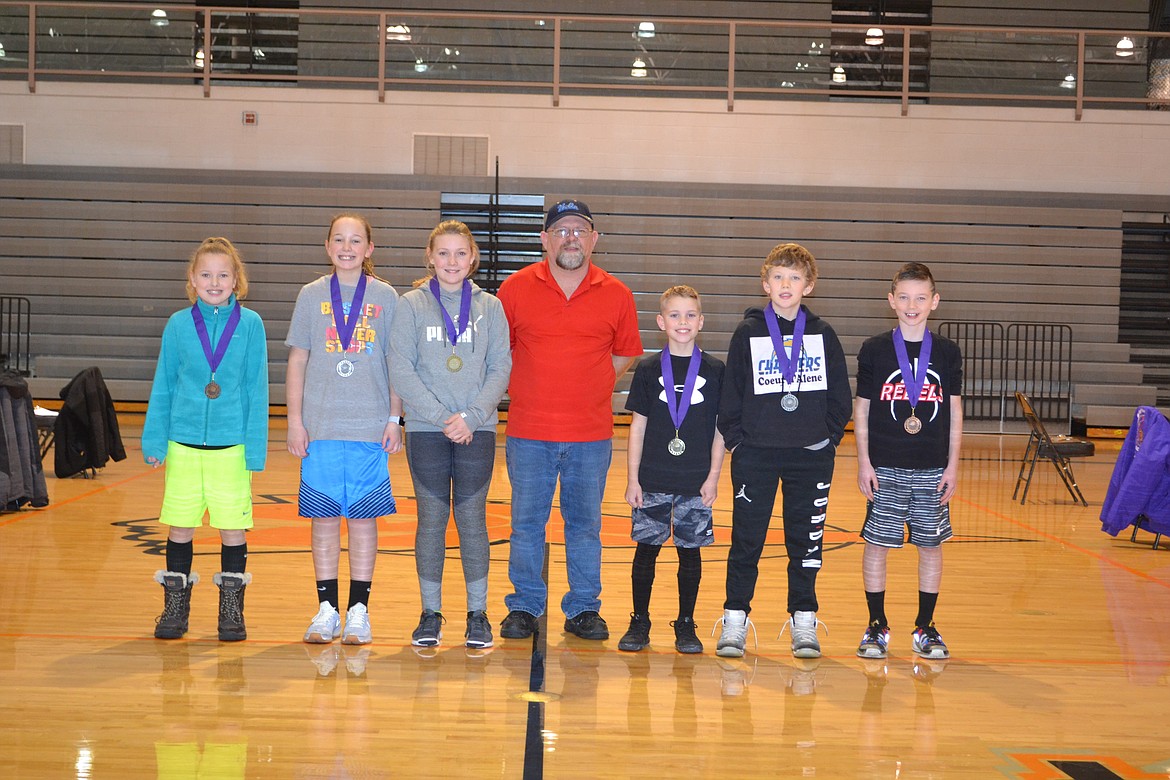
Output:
[
  {"xmin": 154, "ymin": 570, "xmax": 198, "ymax": 639},
  {"xmin": 213, "ymin": 572, "xmax": 251, "ymax": 642}
]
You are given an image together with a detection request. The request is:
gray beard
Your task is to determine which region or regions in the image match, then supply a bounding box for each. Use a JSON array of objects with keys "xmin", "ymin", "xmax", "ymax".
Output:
[{"xmin": 554, "ymin": 248, "xmax": 586, "ymax": 271}]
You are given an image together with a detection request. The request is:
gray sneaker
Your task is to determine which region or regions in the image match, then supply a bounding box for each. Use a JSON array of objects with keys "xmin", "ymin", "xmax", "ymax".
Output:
[
  {"xmin": 465, "ymin": 610, "xmax": 494, "ymax": 649},
  {"xmin": 782, "ymin": 610, "xmax": 826, "ymax": 658},
  {"xmin": 412, "ymin": 610, "xmax": 445, "ymax": 647},
  {"xmin": 715, "ymin": 609, "xmax": 755, "ymax": 658}
]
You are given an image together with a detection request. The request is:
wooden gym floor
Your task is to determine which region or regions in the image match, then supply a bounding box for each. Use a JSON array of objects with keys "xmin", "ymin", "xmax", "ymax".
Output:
[{"xmin": 1, "ymin": 418, "xmax": 1168, "ymax": 779}]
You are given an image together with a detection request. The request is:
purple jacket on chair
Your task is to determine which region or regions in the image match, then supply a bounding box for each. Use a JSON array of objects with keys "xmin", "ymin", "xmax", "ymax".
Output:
[{"xmin": 1100, "ymin": 406, "xmax": 1170, "ymax": 536}]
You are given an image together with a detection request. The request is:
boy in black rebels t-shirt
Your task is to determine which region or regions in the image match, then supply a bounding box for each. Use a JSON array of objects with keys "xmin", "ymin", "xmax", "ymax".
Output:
[{"xmin": 854, "ymin": 262, "xmax": 963, "ymax": 661}]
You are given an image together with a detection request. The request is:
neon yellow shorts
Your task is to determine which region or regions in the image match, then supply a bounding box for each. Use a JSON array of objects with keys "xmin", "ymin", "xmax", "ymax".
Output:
[{"xmin": 159, "ymin": 442, "xmax": 254, "ymax": 530}]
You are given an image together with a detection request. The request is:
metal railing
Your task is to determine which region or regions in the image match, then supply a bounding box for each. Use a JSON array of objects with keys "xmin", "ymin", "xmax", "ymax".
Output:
[
  {"xmin": 2, "ymin": 2, "xmax": 1170, "ymax": 118},
  {"xmin": 0, "ymin": 295, "xmax": 31, "ymax": 377},
  {"xmin": 937, "ymin": 321, "xmax": 1074, "ymax": 432}
]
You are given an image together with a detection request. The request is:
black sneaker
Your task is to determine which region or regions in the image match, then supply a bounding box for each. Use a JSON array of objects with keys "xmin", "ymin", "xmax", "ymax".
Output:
[
  {"xmin": 564, "ymin": 610, "xmax": 609, "ymax": 640},
  {"xmin": 499, "ymin": 610, "xmax": 538, "ymax": 639},
  {"xmin": 672, "ymin": 617, "xmax": 704, "ymax": 654},
  {"xmin": 617, "ymin": 613, "xmax": 651, "ymax": 651}
]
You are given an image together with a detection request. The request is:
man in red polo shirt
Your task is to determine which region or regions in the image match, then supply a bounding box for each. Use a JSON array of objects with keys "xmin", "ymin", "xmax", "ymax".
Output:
[{"xmin": 497, "ymin": 199, "xmax": 644, "ymax": 641}]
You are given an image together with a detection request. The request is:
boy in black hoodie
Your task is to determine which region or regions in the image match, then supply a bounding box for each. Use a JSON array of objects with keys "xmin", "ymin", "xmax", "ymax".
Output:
[{"xmin": 715, "ymin": 243, "xmax": 851, "ymax": 659}]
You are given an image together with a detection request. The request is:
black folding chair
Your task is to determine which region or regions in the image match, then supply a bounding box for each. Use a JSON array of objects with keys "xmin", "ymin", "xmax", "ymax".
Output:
[{"xmin": 1012, "ymin": 391, "xmax": 1094, "ymax": 506}]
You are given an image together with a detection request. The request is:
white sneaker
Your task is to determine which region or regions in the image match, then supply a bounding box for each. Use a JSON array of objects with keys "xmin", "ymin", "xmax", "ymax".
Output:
[
  {"xmin": 781, "ymin": 610, "xmax": 826, "ymax": 659},
  {"xmin": 342, "ymin": 603, "xmax": 372, "ymax": 645},
  {"xmin": 304, "ymin": 602, "xmax": 342, "ymax": 644},
  {"xmin": 715, "ymin": 609, "xmax": 755, "ymax": 658}
]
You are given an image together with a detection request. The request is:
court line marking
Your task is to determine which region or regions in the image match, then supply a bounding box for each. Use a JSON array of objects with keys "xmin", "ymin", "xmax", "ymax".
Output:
[
  {"xmin": 0, "ymin": 468, "xmax": 157, "ymax": 527},
  {"xmin": 953, "ymin": 495, "xmax": 1170, "ymax": 591}
]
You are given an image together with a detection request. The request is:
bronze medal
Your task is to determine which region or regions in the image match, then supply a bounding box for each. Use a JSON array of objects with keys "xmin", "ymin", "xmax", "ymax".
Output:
[
  {"xmin": 204, "ymin": 381, "xmax": 221, "ymax": 399},
  {"xmin": 904, "ymin": 413, "xmax": 922, "ymax": 435}
]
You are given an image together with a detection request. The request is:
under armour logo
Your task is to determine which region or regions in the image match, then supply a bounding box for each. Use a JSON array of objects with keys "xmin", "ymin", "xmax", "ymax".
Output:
[
  {"xmin": 658, "ymin": 374, "xmax": 708, "ymax": 405},
  {"xmin": 735, "ymin": 484, "xmax": 751, "ymax": 502}
]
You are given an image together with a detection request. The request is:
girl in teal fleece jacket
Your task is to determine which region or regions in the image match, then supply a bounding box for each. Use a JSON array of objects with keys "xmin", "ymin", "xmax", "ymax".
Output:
[{"xmin": 142, "ymin": 237, "xmax": 269, "ymax": 642}]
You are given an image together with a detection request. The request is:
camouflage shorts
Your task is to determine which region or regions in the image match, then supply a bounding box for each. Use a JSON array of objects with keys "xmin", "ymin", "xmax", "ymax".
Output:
[{"xmin": 632, "ymin": 492, "xmax": 714, "ymax": 548}]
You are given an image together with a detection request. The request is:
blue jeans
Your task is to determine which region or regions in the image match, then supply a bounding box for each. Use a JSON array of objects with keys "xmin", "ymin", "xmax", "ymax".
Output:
[{"xmin": 504, "ymin": 436, "xmax": 612, "ymax": 619}]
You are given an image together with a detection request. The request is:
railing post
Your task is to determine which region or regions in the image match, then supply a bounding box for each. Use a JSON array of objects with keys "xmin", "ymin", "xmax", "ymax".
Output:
[
  {"xmin": 727, "ymin": 21, "xmax": 735, "ymax": 112},
  {"xmin": 552, "ymin": 17, "xmax": 561, "ymax": 107},
  {"xmin": 1075, "ymin": 32, "xmax": 1085, "ymax": 120},
  {"xmin": 901, "ymin": 26, "xmax": 910, "ymax": 116},
  {"xmin": 27, "ymin": 3, "xmax": 35, "ymax": 94},
  {"xmin": 202, "ymin": 9, "xmax": 212, "ymax": 97},
  {"xmin": 377, "ymin": 12, "xmax": 386, "ymax": 103}
]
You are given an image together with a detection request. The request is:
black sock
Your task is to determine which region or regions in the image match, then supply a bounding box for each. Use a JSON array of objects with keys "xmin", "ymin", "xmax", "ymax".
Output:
[
  {"xmin": 165, "ymin": 539, "xmax": 193, "ymax": 576},
  {"xmin": 865, "ymin": 590, "xmax": 887, "ymax": 627},
  {"xmin": 916, "ymin": 591, "xmax": 939, "ymax": 628},
  {"xmin": 316, "ymin": 579, "xmax": 339, "ymax": 610},
  {"xmin": 221, "ymin": 542, "xmax": 247, "ymax": 574},
  {"xmin": 676, "ymin": 546, "xmax": 702, "ymax": 621},
  {"xmin": 348, "ymin": 580, "xmax": 372, "ymax": 610},
  {"xmin": 631, "ymin": 542, "xmax": 660, "ymax": 616}
]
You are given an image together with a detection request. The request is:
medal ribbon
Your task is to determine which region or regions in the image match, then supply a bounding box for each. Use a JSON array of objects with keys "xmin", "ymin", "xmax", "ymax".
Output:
[
  {"xmin": 763, "ymin": 306, "xmax": 806, "ymax": 385},
  {"xmin": 892, "ymin": 328, "xmax": 933, "ymax": 412},
  {"xmin": 660, "ymin": 346, "xmax": 702, "ymax": 433},
  {"xmin": 190, "ymin": 300, "xmax": 241, "ymax": 378},
  {"xmin": 330, "ymin": 273, "xmax": 369, "ymax": 353},
  {"xmin": 428, "ymin": 278, "xmax": 473, "ymax": 346}
]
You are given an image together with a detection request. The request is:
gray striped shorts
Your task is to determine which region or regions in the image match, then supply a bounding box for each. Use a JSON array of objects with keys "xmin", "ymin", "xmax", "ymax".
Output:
[{"xmin": 861, "ymin": 466, "xmax": 952, "ymax": 548}]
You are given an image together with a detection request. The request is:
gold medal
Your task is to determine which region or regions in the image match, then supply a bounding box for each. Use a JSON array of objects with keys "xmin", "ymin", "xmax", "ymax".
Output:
[
  {"xmin": 447, "ymin": 354, "xmax": 463, "ymax": 372},
  {"xmin": 204, "ymin": 381, "xmax": 221, "ymax": 399},
  {"xmin": 904, "ymin": 412, "xmax": 922, "ymax": 435}
]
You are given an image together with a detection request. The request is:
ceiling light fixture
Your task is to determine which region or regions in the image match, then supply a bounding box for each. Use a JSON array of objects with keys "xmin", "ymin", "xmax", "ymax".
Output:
[
  {"xmin": 1116, "ymin": 36, "xmax": 1135, "ymax": 57},
  {"xmin": 150, "ymin": 9, "xmax": 169, "ymax": 27},
  {"xmin": 832, "ymin": 66, "xmax": 846, "ymax": 83},
  {"xmin": 637, "ymin": 22, "xmax": 656, "ymax": 39},
  {"xmin": 386, "ymin": 24, "xmax": 412, "ymax": 43},
  {"xmin": 865, "ymin": 27, "xmax": 884, "ymax": 46},
  {"xmin": 631, "ymin": 57, "xmax": 647, "ymax": 78}
]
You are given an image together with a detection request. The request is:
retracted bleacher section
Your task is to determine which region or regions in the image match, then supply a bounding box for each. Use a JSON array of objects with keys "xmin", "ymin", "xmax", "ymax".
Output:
[{"xmin": 0, "ymin": 166, "xmax": 1152, "ymax": 427}]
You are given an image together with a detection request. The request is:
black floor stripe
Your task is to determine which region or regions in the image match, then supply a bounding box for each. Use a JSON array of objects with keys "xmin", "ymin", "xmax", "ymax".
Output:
[{"xmin": 522, "ymin": 543, "xmax": 551, "ymax": 780}]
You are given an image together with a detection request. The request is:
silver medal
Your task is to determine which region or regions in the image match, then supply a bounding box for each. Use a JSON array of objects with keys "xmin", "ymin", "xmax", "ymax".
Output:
[
  {"xmin": 447, "ymin": 354, "xmax": 463, "ymax": 372},
  {"xmin": 781, "ymin": 393, "xmax": 799, "ymax": 412},
  {"xmin": 336, "ymin": 359, "xmax": 355, "ymax": 378},
  {"xmin": 667, "ymin": 437, "xmax": 686, "ymax": 456}
]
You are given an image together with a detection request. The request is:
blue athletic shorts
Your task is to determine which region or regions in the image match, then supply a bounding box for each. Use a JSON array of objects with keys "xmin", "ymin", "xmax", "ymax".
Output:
[
  {"xmin": 298, "ymin": 440, "xmax": 396, "ymax": 519},
  {"xmin": 861, "ymin": 466, "xmax": 952, "ymax": 548},
  {"xmin": 631, "ymin": 492, "xmax": 714, "ymax": 548}
]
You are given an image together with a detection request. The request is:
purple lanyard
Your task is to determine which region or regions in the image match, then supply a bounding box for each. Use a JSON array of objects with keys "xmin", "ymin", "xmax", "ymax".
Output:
[
  {"xmin": 330, "ymin": 273, "xmax": 368, "ymax": 352},
  {"xmin": 428, "ymin": 278, "xmax": 472, "ymax": 345},
  {"xmin": 661, "ymin": 346, "xmax": 702, "ymax": 432},
  {"xmin": 764, "ymin": 306, "xmax": 806, "ymax": 385},
  {"xmin": 190, "ymin": 301, "xmax": 241, "ymax": 377},
  {"xmin": 892, "ymin": 328, "xmax": 933, "ymax": 410}
]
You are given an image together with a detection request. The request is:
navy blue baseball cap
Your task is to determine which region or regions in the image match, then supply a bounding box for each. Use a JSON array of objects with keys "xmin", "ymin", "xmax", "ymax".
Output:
[{"xmin": 544, "ymin": 199, "xmax": 594, "ymax": 230}]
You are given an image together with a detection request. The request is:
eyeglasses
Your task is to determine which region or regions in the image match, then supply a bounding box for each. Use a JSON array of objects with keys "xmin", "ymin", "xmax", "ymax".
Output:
[{"xmin": 547, "ymin": 226, "xmax": 593, "ymax": 239}]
